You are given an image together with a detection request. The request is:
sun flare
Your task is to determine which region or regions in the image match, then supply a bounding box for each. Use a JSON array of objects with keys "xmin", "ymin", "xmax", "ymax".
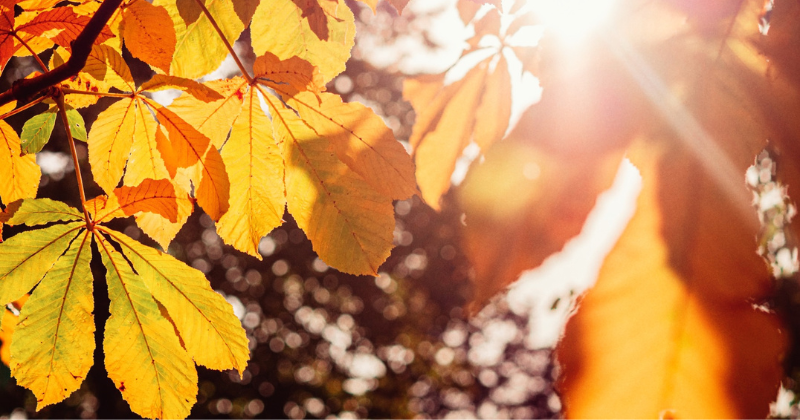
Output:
[{"xmin": 530, "ymin": 0, "xmax": 617, "ymax": 45}]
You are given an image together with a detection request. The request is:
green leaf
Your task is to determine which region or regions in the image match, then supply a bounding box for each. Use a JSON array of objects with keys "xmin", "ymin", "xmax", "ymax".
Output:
[
  {"xmin": 20, "ymin": 107, "xmax": 57, "ymax": 155},
  {"xmin": 66, "ymin": 107, "xmax": 87, "ymax": 142},
  {"xmin": 0, "ymin": 222, "xmax": 83, "ymax": 306},
  {"xmin": 0, "ymin": 198, "xmax": 83, "ymax": 226},
  {"xmin": 10, "ymin": 230, "xmax": 94, "ymax": 409},
  {"xmin": 96, "ymin": 233, "xmax": 197, "ymax": 420},
  {"xmin": 108, "ymin": 229, "xmax": 249, "ymax": 374}
]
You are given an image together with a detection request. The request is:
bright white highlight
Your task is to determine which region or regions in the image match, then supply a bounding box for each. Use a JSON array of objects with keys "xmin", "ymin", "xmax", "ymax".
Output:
[{"xmin": 530, "ymin": 0, "xmax": 617, "ymax": 45}]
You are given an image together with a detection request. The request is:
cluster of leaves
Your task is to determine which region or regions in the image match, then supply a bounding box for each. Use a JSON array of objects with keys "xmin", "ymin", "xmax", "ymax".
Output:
[
  {"xmin": 405, "ymin": 0, "xmax": 800, "ymax": 417},
  {"xmin": 0, "ymin": 0, "xmax": 423, "ymax": 418}
]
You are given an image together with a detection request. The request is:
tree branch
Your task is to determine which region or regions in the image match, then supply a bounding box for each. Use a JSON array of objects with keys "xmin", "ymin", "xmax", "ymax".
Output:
[{"xmin": 0, "ymin": 0, "xmax": 124, "ymax": 106}]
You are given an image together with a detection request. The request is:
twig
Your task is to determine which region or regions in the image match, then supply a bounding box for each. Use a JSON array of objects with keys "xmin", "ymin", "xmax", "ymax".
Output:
[
  {"xmin": 55, "ymin": 90, "xmax": 92, "ymax": 227},
  {"xmin": 0, "ymin": 0, "xmax": 125, "ymax": 106}
]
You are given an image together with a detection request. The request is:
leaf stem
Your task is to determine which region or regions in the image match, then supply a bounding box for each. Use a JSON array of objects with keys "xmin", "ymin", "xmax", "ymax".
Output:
[
  {"xmin": 61, "ymin": 88, "xmax": 133, "ymax": 98},
  {"xmin": 54, "ymin": 90, "xmax": 92, "ymax": 227},
  {"xmin": 0, "ymin": 95, "xmax": 45, "ymax": 120},
  {"xmin": 13, "ymin": 34, "xmax": 49, "ymax": 73},
  {"xmin": 190, "ymin": 0, "xmax": 253, "ymax": 84}
]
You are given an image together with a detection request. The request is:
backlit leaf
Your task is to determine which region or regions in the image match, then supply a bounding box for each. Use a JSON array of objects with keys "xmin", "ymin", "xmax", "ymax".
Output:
[
  {"xmin": 16, "ymin": 6, "xmax": 113, "ymax": 50},
  {"xmin": 82, "ymin": 44, "xmax": 134, "ymax": 92},
  {"xmin": 250, "ymin": 0, "xmax": 355, "ymax": 83},
  {"xmin": 139, "ymin": 75, "xmax": 224, "ymax": 103},
  {"xmin": 88, "ymin": 98, "xmax": 136, "ymax": 194},
  {"xmin": 289, "ymin": 91, "xmax": 418, "ymax": 200},
  {"xmin": 133, "ymin": 180, "xmax": 193, "ymax": 250},
  {"xmin": 10, "ymin": 230, "xmax": 93, "ymax": 409},
  {"xmin": 96, "ymin": 233, "xmax": 197, "ymax": 420},
  {"xmin": 65, "ymin": 107, "xmax": 86, "ymax": 141},
  {"xmin": 20, "ymin": 107, "xmax": 57, "ymax": 155},
  {"xmin": 87, "ymin": 178, "xmax": 179, "ymax": 223},
  {"xmin": 157, "ymin": 0, "xmax": 244, "ymax": 79},
  {"xmin": 123, "ymin": 98, "xmax": 170, "ymax": 187},
  {"xmin": 0, "ymin": 295, "xmax": 27, "ymax": 367},
  {"xmin": 164, "ymin": 77, "xmax": 245, "ymax": 148},
  {"xmin": 0, "ymin": 0, "xmax": 15, "ymax": 72},
  {"xmin": 121, "ymin": 0, "xmax": 176, "ymax": 73},
  {"xmin": 0, "ymin": 198, "xmax": 83, "ymax": 226},
  {"xmin": 0, "ymin": 222, "xmax": 83, "ymax": 306},
  {"xmin": 275, "ymin": 108, "xmax": 394, "ymax": 276},
  {"xmin": 0, "ymin": 120, "xmax": 40, "ymax": 205},
  {"xmin": 557, "ymin": 145, "xmax": 785, "ymax": 418},
  {"xmin": 473, "ymin": 54, "xmax": 511, "ymax": 149},
  {"xmin": 412, "ymin": 62, "xmax": 487, "ymax": 209},
  {"xmin": 217, "ymin": 87, "xmax": 285, "ymax": 259},
  {"xmin": 253, "ymin": 53, "xmax": 323, "ymax": 97},
  {"xmin": 108, "ymin": 229, "xmax": 249, "ymax": 373}
]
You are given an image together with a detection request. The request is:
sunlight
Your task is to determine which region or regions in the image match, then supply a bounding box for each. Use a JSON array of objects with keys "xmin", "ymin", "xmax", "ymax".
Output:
[{"xmin": 529, "ymin": 0, "xmax": 617, "ymax": 46}]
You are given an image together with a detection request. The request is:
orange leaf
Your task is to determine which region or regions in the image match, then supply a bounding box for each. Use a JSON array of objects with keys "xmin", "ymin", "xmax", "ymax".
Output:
[
  {"xmin": 150, "ymin": 101, "xmax": 210, "ymax": 170},
  {"xmin": 411, "ymin": 61, "xmax": 488, "ymax": 209},
  {"xmin": 17, "ymin": 6, "xmax": 114, "ymax": 50},
  {"xmin": 0, "ymin": 0, "xmax": 14, "ymax": 72},
  {"xmin": 167, "ymin": 78, "xmax": 246, "ymax": 148},
  {"xmin": 192, "ymin": 145, "xmax": 230, "ymax": 222},
  {"xmin": 388, "ymin": 0, "xmax": 409, "ymax": 14},
  {"xmin": 557, "ymin": 144, "xmax": 786, "ymax": 418},
  {"xmin": 121, "ymin": 0, "xmax": 176, "ymax": 73},
  {"xmin": 133, "ymin": 181, "xmax": 194, "ymax": 250},
  {"xmin": 88, "ymin": 178, "xmax": 179, "ymax": 223},
  {"xmin": 460, "ymin": 142, "xmax": 623, "ymax": 309},
  {"xmin": 253, "ymin": 52, "xmax": 323, "ymax": 97}
]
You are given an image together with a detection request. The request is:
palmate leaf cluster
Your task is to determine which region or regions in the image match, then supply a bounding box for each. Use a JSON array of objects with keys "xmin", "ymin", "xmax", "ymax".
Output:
[{"xmin": 0, "ymin": 0, "xmax": 418, "ymax": 418}]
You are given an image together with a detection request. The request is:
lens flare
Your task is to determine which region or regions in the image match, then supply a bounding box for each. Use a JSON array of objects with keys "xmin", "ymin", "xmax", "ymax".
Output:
[{"xmin": 530, "ymin": 0, "xmax": 617, "ymax": 46}]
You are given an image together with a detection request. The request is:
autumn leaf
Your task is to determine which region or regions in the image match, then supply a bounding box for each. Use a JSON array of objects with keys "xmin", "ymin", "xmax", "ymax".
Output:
[
  {"xmin": 0, "ymin": 198, "xmax": 83, "ymax": 226},
  {"xmin": 107, "ymin": 229, "xmax": 249, "ymax": 373},
  {"xmin": 120, "ymin": 0, "xmax": 176, "ymax": 72},
  {"xmin": 0, "ymin": 116, "xmax": 40, "ymax": 205},
  {"xmin": 16, "ymin": 6, "xmax": 114, "ymax": 50},
  {"xmin": 10, "ymin": 230, "xmax": 94, "ymax": 409},
  {"xmin": 0, "ymin": 295, "xmax": 27, "ymax": 367},
  {"xmin": 250, "ymin": 0, "xmax": 355, "ymax": 83},
  {"xmin": 216, "ymin": 87, "xmax": 285, "ymax": 259},
  {"xmin": 0, "ymin": 222, "xmax": 84, "ymax": 306},
  {"xmin": 275, "ymin": 108, "xmax": 395, "ymax": 276},
  {"xmin": 0, "ymin": 0, "xmax": 15, "ymax": 72},
  {"xmin": 288, "ymin": 91, "xmax": 418, "ymax": 200},
  {"xmin": 89, "ymin": 98, "xmax": 136, "ymax": 193},
  {"xmin": 557, "ymin": 144, "xmax": 786, "ymax": 418},
  {"xmin": 156, "ymin": 0, "xmax": 244, "ymax": 79},
  {"xmin": 95, "ymin": 233, "xmax": 198, "ymax": 420}
]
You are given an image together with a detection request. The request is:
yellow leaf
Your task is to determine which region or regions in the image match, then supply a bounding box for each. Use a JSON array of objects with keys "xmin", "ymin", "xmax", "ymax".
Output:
[
  {"xmin": 557, "ymin": 145, "xmax": 785, "ymax": 418},
  {"xmin": 289, "ymin": 91, "xmax": 418, "ymax": 200},
  {"xmin": 0, "ymin": 222, "xmax": 84, "ymax": 306},
  {"xmin": 83, "ymin": 44, "xmax": 134, "ymax": 92},
  {"xmin": 156, "ymin": 0, "xmax": 244, "ymax": 79},
  {"xmin": 0, "ymin": 120, "xmax": 40, "ymax": 205},
  {"xmin": 0, "ymin": 198, "xmax": 83, "ymax": 226},
  {"xmin": 121, "ymin": 0, "xmax": 176, "ymax": 73},
  {"xmin": 88, "ymin": 98, "xmax": 136, "ymax": 194},
  {"xmin": 107, "ymin": 229, "xmax": 249, "ymax": 373},
  {"xmin": 217, "ymin": 87, "xmax": 285, "ymax": 258},
  {"xmin": 96, "ymin": 233, "xmax": 197, "ymax": 420},
  {"xmin": 10, "ymin": 230, "xmax": 94, "ymax": 409},
  {"xmin": 167, "ymin": 78, "xmax": 246, "ymax": 148},
  {"xmin": 139, "ymin": 75, "xmax": 224, "ymax": 103},
  {"xmin": 250, "ymin": 0, "xmax": 355, "ymax": 83},
  {"xmin": 150, "ymin": 101, "xmax": 209, "ymax": 170},
  {"xmin": 123, "ymin": 98, "xmax": 170, "ymax": 187},
  {"xmin": 412, "ymin": 62, "xmax": 487, "ymax": 209},
  {"xmin": 275, "ymin": 108, "xmax": 394, "ymax": 275},
  {"xmin": 133, "ymin": 180, "xmax": 194, "ymax": 250},
  {"xmin": 0, "ymin": 296, "xmax": 28, "ymax": 367}
]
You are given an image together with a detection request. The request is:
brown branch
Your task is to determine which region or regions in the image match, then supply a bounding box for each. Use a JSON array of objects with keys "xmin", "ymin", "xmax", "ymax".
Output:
[
  {"xmin": 55, "ymin": 90, "xmax": 91, "ymax": 226},
  {"xmin": 0, "ymin": 0, "xmax": 124, "ymax": 107}
]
